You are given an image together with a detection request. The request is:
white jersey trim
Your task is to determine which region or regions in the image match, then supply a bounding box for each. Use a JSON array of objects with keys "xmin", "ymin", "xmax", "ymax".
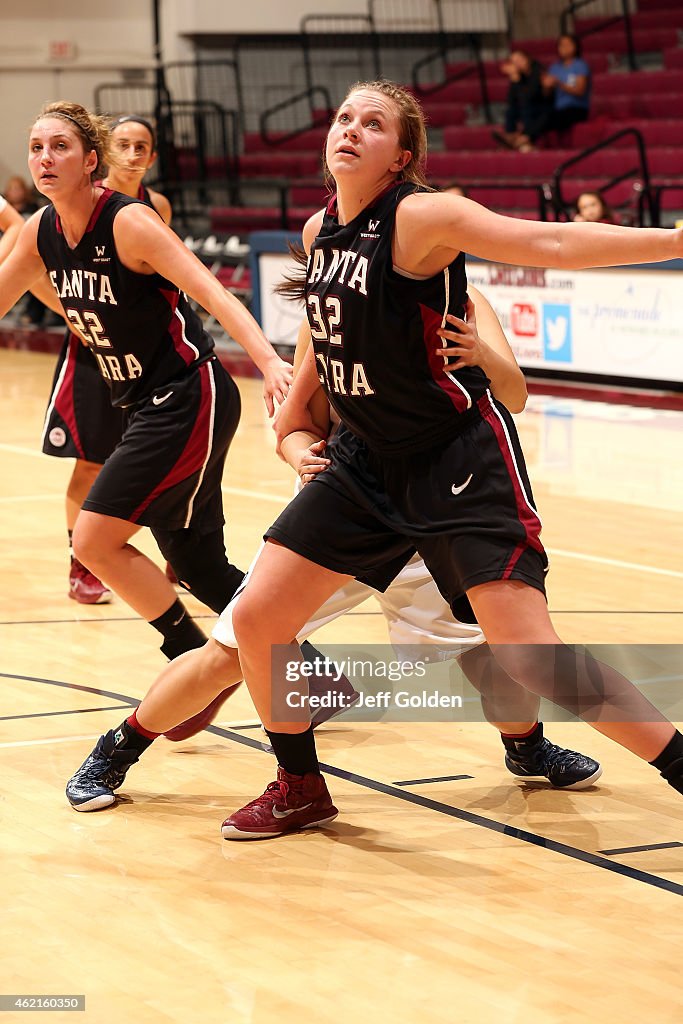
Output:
[
  {"xmin": 441, "ymin": 266, "xmax": 472, "ymax": 410},
  {"xmin": 175, "ymin": 297, "xmax": 200, "ymax": 362},
  {"xmin": 183, "ymin": 360, "xmax": 216, "ymax": 528},
  {"xmin": 487, "ymin": 388, "xmax": 543, "ymax": 530},
  {"xmin": 40, "ymin": 339, "xmax": 74, "ymax": 449}
]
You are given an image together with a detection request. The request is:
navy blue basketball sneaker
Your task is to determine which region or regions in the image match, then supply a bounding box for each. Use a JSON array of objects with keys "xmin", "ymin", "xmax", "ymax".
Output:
[
  {"xmin": 66, "ymin": 729, "xmax": 139, "ymax": 811},
  {"xmin": 503, "ymin": 724, "xmax": 602, "ymax": 789}
]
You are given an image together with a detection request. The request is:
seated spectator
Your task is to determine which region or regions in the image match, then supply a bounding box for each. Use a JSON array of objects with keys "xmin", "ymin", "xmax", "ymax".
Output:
[
  {"xmin": 3, "ymin": 175, "xmax": 39, "ymax": 216},
  {"xmin": 573, "ymin": 190, "xmax": 618, "ymax": 224},
  {"xmin": 542, "ymin": 34, "xmax": 591, "ymax": 137},
  {"xmin": 496, "ymin": 49, "xmax": 553, "ymax": 153}
]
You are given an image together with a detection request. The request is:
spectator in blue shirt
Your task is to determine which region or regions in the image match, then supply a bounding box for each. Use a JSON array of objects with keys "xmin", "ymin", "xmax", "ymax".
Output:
[{"xmin": 543, "ymin": 34, "xmax": 591, "ymax": 136}]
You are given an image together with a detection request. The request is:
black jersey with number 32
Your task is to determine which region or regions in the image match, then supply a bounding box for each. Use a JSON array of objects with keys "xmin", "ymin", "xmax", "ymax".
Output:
[
  {"xmin": 306, "ymin": 181, "xmax": 490, "ymax": 455},
  {"xmin": 37, "ymin": 188, "xmax": 213, "ymax": 407}
]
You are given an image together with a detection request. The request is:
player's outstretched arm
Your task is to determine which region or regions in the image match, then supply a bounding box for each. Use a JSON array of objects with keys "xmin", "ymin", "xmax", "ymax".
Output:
[{"xmin": 396, "ymin": 191, "xmax": 683, "ymax": 272}]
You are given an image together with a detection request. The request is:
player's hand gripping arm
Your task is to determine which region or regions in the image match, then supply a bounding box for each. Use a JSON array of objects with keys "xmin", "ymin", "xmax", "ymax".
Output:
[
  {"xmin": 277, "ymin": 320, "xmax": 332, "ymax": 480},
  {"xmin": 436, "ymin": 285, "xmax": 527, "ymax": 412}
]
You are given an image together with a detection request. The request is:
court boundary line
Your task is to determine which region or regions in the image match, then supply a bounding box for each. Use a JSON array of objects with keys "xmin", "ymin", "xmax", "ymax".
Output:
[
  {"xmin": 0, "ymin": 704, "xmax": 131, "ymax": 722},
  {"xmin": 4, "ymin": 671, "xmax": 682, "ymax": 899},
  {"xmin": 1, "ymin": 611, "xmax": 681, "ymax": 628}
]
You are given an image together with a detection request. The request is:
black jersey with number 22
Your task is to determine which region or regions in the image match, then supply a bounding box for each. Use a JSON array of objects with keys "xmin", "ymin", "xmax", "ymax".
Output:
[{"xmin": 37, "ymin": 188, "xmax": 213, "ymax": 408}]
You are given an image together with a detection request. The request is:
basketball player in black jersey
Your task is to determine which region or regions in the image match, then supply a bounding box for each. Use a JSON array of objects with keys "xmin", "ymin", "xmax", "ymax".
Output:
[
  {"xmin": 212, "ymin": 80, "xmax": 683, "ymax": 838},
  {"xmin": 64, "ymin": 286, "xmax": 601, "ymax": 813},
  {"xmin": 0, "ymin": 100, "xmax": 292, "ymax": 667},
  {"xmin": 42, "ymin": 115, "xmax": 170, "ymax": 605}
]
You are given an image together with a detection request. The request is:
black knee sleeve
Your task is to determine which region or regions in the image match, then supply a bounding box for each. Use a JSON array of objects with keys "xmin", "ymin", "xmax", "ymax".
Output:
[{"xmin": 153, "ymin": 527, "xmax": 245, "ymax": 614}]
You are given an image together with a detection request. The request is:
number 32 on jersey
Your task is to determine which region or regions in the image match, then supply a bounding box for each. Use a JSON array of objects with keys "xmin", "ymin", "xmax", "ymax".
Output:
[{"xmin": 306, "ymin": 295, "xmax": 375, "ymax": 398}]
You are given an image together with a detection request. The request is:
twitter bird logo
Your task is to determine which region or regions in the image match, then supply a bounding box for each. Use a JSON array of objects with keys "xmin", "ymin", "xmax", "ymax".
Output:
[{"xmin": 543, "ymin": 304, "xmax": 573, "ymax": 362}]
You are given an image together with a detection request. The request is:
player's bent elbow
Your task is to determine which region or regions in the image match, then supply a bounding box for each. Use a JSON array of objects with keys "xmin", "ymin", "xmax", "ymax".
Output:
[{"xmin": 507, "ymin": 391, "xmax": 528, "ymax": 414}]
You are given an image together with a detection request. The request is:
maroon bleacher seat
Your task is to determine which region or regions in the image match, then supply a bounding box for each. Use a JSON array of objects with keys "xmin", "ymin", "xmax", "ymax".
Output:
[
  {"xmin": 216, "ymin": 266, "xmax": 253, "ymax": 293},
  {"xmin": 593, "ymin": 91, "xmax": 683, "ymax": 119},
  {"xmin": 289, "ymin": 185, "xmax": 328, "ymax": 205},
  {"xmin": 238, "ymin": 153, "xmax": 322, "ymax": 177},
  {"xmin": 243, "ymin": 128, "xmax": 328, "ymax": 154},
  {"xmin": 664, "ymin": 47, "xmax": 683, "ymax": 69},
  {"xmin": 594, "ymin": 69, "xmax": 683, "ymax": 95},
  {"xmin": 570, "ymin": 118, "xmax": 679, "ymax": 149},
  {"xmin": 417, "ymin": 103, "xmax": 468, "ymax": 128},
  {"xmin": 580, "ymin": 11, "xmax": 682, "ymax": 32},
  {"xmin": 210, "ymin": 207, "xmax": 283, "ymax": 232}
]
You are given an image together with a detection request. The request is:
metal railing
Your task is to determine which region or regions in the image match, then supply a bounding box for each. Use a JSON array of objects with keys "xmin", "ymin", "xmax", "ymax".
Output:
[
  {"xmin": 650, "ymin": 183, "xmax": 683, "ymax": 227},
  {"xmin": 551, "ymin": 127, "xmax": 654, "ymax": 224},
  {"xmin": 560, "ymin": 0, "xmax": 637, "ymax": 71},
  {"xmin": 164, "ymin": 58, "xmax": 245, "ymax": 135},
  {"xmin": 259, "ymin": 86, "xmax": 333, "ymax": 147},
  {"xmin": 412, "ymin": 33, "xmax": 492, "ymax": 122}
]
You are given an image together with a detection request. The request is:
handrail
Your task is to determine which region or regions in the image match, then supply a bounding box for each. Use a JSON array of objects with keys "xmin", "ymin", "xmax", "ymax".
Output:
[
  {"xmin": 300, "ymin": 12, "xmax": 381, "ymax": 80},
  {"xmin": 165, "ymin": 99, "xmax": 239, "ymax": 176},
  {"xmin": 259, "ymin": 86, "xmax": 333, "ymax": 147},
  {"xmin": 650, "ymin": 182, "xmax": 683, "ymax": 228},
  {"xmin": 412, "ymin": 32, "xmax": 492, "ymax": 122},
  {"xmin": 552, "ymin": 127, "xmax": 654, "ymax": 224},
  {"xmin": 164, "ymin": 58, "xmax": 245, "ymax": 136},
  {"xmin": 258, "ymin": 14, "xmax": 378, "ymax": 148},
  {"xmin": 560, "ymin": 0, "xmax": 637, "ymax": 72}
]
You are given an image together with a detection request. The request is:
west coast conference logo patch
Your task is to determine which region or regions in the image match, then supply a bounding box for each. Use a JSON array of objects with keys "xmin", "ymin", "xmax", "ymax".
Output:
[
  {"xmin": 48, "ymin": 427, "xmax": 67, "ymax": 448},
  {"xmin": 93, "ymin": 244, "xmax": 110, "ymax": 264},
  {"xmin": 361, "ymin": 218, "xmax": 381, "ymax": 240}
]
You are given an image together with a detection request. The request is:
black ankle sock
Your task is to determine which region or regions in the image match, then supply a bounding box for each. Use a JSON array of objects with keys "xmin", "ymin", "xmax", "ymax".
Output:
[
  {"xmin": 150, "ymin": 598, "xmax": 207, "ymax": 659},
  {"xmin": 501, "ymin": 722, "xmax": 543, "ymax": 750},
  {"xmin": 114, "ymin": 718, "xmax": 156, "ymax": 755},
  {"xmin": 265, "ymin": 726, "xmax": 320, "ymax": 776},
  {"xmin": 650, "ymin": 730, "xmax": 683, "ymax": 794}
]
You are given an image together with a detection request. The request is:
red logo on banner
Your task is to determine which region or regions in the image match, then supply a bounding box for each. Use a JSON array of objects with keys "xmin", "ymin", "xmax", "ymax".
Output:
[{"xmin": 511, "ymin": 303, "xmax": 538, "ymax": 336}]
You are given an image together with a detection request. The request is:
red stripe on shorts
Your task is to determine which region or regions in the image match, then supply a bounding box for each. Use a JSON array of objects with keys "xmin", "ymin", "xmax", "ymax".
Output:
[
  {"xmin": 481, "ymin": 398, "xmax": 544, "ymax": 576},
  {"xmin": 130, "ymin": 363, "xmax": 213, "ymax": 523},
  {"xmin": 419, "ymin": 303, "xmax": 470, "ymax": 414}
]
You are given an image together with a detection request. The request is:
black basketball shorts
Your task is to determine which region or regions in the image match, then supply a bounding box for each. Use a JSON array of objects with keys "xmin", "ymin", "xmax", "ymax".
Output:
[
  {"xmin": 42, "ymin": 332, "xmax": 124, "ymax": 464},
  {"xmin": 82, "ymin": 356, "xmax": 241, "ymax": 532},
  {"xmin": 265, "ymin": 393, "xmax": 548, "ymax": 615}
]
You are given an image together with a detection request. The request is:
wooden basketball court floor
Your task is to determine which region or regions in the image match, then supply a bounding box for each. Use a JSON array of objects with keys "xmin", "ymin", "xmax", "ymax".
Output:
[{"xmin": 1, "ymin": 348, "xmax": 682, "ymax": 1023}]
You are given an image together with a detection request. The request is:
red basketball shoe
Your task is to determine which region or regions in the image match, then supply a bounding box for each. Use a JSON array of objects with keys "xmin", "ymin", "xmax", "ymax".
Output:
[
  {"xmin": 68, "ymin": 559, "xmax": 112, "ymax": 605},
  {"xmin": 221, "ymin": 768, "xmax": 338, "ymax": 839},
  {"xmin": 163, "ymin": 683, "xmax": 242, "ymax": 741}
]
